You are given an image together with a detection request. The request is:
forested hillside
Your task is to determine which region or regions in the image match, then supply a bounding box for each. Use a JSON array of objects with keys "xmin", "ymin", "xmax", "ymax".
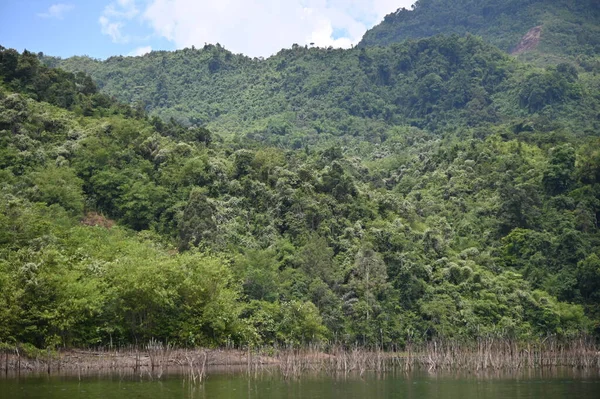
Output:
[
  {"xmin": 47, "ymin": 35, "xmax": 599, "ymax": 141},
  {"xmin": 360, "ymin": 0, "xmax": 600, "ymax": 64},
  {"xmin": 2, "ymin": 42, "xmax": 600, "ymax": 350}
]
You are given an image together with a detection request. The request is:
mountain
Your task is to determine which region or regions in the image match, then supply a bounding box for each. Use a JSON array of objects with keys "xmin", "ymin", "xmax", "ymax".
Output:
[
  {"xmin": 360, "ymin": 0, "xmax": 600, "ymax": 63},
  {"xmin": 2, "ymin": 0, "xmax": 600, "ymax": 349},
  {"xmin": 47, "ymin": 35, "xmax": 598, "ymax": 143},
  {"xmin": 2, "ymin": 44, "xmax": 600, "ymax": 348}
]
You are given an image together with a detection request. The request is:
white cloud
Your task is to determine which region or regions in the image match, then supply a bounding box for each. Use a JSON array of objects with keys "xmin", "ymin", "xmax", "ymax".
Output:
[
  {"xmin": 128, "ymin": 45, "xmax": 153, "ymax": 56},
  {"xmin": 105, "ymin": 0, "xmax": 139, "ymax": 19},
  {"xmin": 38, "ymin": 3, "xmax": 74, "ymax": 20},
  {"xmin": 100, "ymin": 16, "xmax": 128, "ymax": 43},
  {"xmin": 99, "ymin": 0, "xmax": 140, "ymax": 43},
  {"xmin": 141, "ymin": 0, "xmax": 416, "ymax": 57}
]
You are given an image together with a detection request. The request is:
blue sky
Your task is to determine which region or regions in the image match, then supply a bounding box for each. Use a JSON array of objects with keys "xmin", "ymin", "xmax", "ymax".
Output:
[{"xmin": 0, "ymin": 1, "xmax": 415, "ymax": 59}]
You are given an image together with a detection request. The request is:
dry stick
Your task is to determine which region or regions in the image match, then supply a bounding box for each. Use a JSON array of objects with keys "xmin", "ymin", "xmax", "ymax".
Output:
[
  {"xmin": 200, "ymin": 351, "xmax": 207, "ymax": 382},
  {"xmin": 135, "ymin": 348, "xmax": 140, "ymax": 372},
  {"xmin": 247, "ymin": 345, "xmax": 251, "ymax": 373}
]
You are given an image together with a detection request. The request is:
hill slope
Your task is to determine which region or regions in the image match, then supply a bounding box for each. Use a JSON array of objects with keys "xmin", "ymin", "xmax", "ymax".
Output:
[
  {"xmin": 9, "ymin": 2, "xmax": 597, "ymax": 348},
  {"xmin": 48, "ymin": 36, "xmax": 599, "ymax": 143},
  {"xmin": 2, "ymin": 46, "xmax": 600, "ymax": 347},
  {"xmin": 360, "ymin": 0, "xmax": 600, "ymax": 62}
]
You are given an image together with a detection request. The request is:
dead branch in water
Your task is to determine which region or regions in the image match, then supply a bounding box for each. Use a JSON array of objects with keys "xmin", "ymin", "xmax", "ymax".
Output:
[{"xmin": 1, "ymin": 337, "xmax": 598, "ymax": 378}]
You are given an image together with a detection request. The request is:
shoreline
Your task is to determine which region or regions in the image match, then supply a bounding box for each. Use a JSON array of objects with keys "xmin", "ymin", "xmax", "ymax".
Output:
[{"xmin": 2, "ymin": 340, "xmax": 599, "ymax": 376}]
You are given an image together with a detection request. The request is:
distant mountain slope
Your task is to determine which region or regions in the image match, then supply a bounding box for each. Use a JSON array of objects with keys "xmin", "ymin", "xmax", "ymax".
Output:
[
  {"xmin": 47, "ymin": 35, "xmax": 599, "ymax": 144},
  {"xmin": 360, "ymin": 0, "xmax": 600, "ymax": 60}
]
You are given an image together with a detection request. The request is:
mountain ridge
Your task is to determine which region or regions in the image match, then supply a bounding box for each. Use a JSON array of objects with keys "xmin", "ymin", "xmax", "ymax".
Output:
[
  {"xmin": 43, "ymin": 35, "xmax": 598, "ymax": 143},
  {"xmin": 359, "ymin": 0, "xmax": 600, "ymax": 63}
]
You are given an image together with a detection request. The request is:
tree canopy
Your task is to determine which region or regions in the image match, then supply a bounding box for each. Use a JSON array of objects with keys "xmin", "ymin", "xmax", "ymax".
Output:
[{"xmin": 1, "ymin": 11, "xmax": 600, "ymax": 349}]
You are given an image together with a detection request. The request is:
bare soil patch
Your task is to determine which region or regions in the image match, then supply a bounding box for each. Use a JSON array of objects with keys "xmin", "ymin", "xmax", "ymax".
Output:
[
  {"xmin": 81, "ymin": 212, "xmax": 115, "ymax": 228},
  {"xmin": 512, "ymin": 26, "xmax": 543, "ymax": 55}
]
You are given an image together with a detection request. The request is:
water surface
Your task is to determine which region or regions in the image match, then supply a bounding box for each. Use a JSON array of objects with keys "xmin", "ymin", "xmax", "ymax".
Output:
[{"xmin": 1, "ymin": 368, "xmax": 599, "ymax": 399}]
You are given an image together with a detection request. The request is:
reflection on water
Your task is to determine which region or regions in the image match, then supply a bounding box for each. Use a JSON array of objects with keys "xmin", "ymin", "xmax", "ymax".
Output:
[{"xmin": 1, "ymin": 367, "xmax": 599, "ymax": 399}]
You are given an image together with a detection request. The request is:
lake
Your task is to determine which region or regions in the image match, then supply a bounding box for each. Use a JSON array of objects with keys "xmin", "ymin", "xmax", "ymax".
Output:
[{"xmin": 1, "ymin": 368, "xmax": 599, "ymax": 398}]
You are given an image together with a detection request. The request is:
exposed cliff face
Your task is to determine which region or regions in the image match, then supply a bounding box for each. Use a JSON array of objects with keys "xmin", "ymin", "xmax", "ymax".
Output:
[{"xmin": 511, "ymin": 26, "xmax": 542, "ymax": 55}]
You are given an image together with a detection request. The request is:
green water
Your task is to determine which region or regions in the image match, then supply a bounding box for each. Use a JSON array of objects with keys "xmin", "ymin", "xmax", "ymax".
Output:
[{"xmin": 1, "ymin": 369, "xmax": 599, "ymax": 399}]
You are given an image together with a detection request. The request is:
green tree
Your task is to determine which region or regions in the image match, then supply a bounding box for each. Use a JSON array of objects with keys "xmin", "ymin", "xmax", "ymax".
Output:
[
  {"xmin": 543, "ymin": 144, "xmax": 575, "ymax": 195},
  {"xmin": 178, "ymin": 187, "xmax": 216, "ymax": 249},
  {"xmin": 27, "ymin": 165, "xmax": 85, "ymax": 216}
]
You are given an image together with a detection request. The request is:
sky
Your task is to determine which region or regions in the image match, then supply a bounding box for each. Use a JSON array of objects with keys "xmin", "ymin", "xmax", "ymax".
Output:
[{"xmin": 0, "ymin": 0, "xmax": 416, "ymax": 59}]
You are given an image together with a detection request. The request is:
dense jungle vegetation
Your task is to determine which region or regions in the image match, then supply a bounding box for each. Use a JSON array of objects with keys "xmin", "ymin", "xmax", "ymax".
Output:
[
  {"xmin": 360, "ymin": 0, "xmax": 600, "ymax": 62},
  {"xmin": 1, "ymin": 0, "xmax": 600, "ymax": 350},
  {"xmin": 47, "ymin": 35, "xmax": 599, "ymax": 139}
]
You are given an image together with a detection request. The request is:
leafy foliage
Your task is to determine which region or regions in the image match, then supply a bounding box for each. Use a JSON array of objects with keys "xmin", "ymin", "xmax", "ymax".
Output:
[
  {"xmin": 48, "ymin": 35, "xmax": 599, "ymax": 142},
  {"xmin": 1, "ymin": 28, "xmax": 600, "ymax": 349},
  {"xmin": 360, "ymin": 0, "xmax": 600, "ymax": 62}
]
